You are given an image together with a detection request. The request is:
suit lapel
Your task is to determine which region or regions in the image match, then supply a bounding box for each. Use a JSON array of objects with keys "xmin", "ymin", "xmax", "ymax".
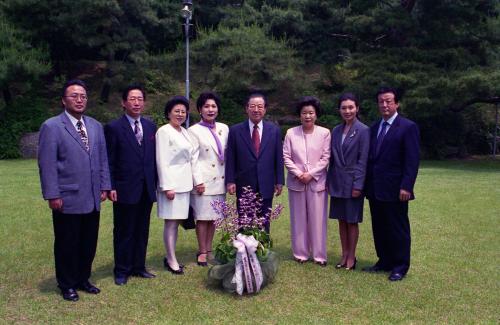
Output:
[
  {"xmin": 238, "ymin": 122, "xmax": 257, "ymax": 158},
  {"xmin": 120, "ymin": 115, "xmax": 142, "ymax": 157},
  {"xmin": 60, "ymin": 113, "xmax": 89, "ymax": 153},
  {"xmin": 377, "ymin": 115, "xmax": 400, "ymax": 158},
  {"xmin": 342, "ymin": 120, "xmax": 359, "ymax": 157},
  {"xmin": 258, "ymin": 122, "xmax": 272, "ymax": 157},
  {"xmin": 334, "ymin": 126, "xmax": 346, "ymax": 166}
]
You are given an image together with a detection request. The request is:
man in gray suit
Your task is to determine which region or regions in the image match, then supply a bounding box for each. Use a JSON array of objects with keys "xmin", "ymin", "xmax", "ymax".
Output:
[{"xmin": 38, "ymin": 79, "xmax": 111, "ymax": 301}]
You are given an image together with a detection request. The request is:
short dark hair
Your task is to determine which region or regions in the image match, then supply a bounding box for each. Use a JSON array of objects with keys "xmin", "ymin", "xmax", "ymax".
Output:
[
  {"xmin": 196, "ymin": 91, "xmax": 221, "ymax": 112},
  {"xmin": 337, "ymin": 92, "xmax": 359, "ymax": 109},
  {"xmin": 122, "ymin": 83, "xmax": 146, "ymax": 101},
  {"xmin": 376, "ymin": 86, "xmax": 399, "ymax": 103},
  {"xmin": 61, "ymin": 79, "xmax": 88, "ymax": 98},
  {"xmin": 246, "ymin": 91, "xmax": 267, "ymax": 107},
  {"xmin": 295, "ymin": 96, "xmax": 322, "ymax": 117},
  {"xmin": 164, "ymin": 95, "xmax": 189, "ymax": 119}
]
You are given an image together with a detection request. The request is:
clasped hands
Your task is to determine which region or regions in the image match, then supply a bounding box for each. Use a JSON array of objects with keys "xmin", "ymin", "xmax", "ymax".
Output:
[
  {"xmin": 49, "ymin": 191, "xmax": 109, "ymax": 210},
  {"xmin": 226, "ymin": 183, "xmax": 282, "ymax": 196}
]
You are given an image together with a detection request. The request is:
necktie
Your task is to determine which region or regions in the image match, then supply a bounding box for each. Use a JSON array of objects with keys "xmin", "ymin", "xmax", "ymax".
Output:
[
  {"xmin": 76, "ymin": 120, "xmax": 89, "ymax": 152},
  {"xmin": 252, "ymin": 124, "xmax": 260, "ymax": 155},
  {"xmin": 134, "ymin": 120, "xmax": 143, "ymax": 145},
  {"xmin": 375, "ymin": 121, "xmax": 389, "ymax": 156}
]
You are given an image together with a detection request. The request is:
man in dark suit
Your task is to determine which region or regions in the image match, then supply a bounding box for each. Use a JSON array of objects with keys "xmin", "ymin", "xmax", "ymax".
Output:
[
  {"xmin": 104, "ymin": 84, "xmax": 157, "ymax": 285},
  {"xmin": 225, "ymin": 91, "xmax": 284, "ymax": 232},
  {"xmin": 38, "ymin": 79, "xmax": 111, "ymax": 301},
  {"xmin": 363, "ymin": 87, "xmax": 420, "ymax": 281}
]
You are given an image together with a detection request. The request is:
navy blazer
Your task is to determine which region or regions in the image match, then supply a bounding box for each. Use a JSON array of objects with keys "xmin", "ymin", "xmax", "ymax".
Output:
[
  {"xmin": 365, "ymin": 115, "xmax": 420, "ymax": 202},
  {"xmin": 327, "ymin": 119, "xmax": 370, "ymax": 198},
  {"xmin": 38, "ymin": 112, "xmax": 111, "ymax": 214},
  {"xmin": 225, "ymin": 120, "xmax": 284, "ymax": 199},
  {"xmin": 104, "ymin": 115, "xmax": 157, "ymax": 204}
]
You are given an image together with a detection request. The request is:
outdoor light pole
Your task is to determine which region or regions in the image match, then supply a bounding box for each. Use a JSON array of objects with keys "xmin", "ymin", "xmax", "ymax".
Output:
[{"xmin": 181, "ymin": 0, "xmax": 193, "ymax": 127}]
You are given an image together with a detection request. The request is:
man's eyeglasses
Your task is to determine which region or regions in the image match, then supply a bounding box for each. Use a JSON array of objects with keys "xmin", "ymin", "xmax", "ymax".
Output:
[
  {"xmin": 65, "ymin": 94, "xmax": 88, "ymax": 101},
  {"xmin": 128, "ymin": 97, "xmax": 144, "ymax": 102},
  {"xmin": 248, "ymin": 104, "xmax": 265, "ymax": 110}
]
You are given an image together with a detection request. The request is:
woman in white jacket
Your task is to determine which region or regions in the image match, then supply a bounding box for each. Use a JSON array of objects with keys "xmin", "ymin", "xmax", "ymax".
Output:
[
  {"xmin": 188, "ymin": 92, "xmax": 229, "ymax": 266},
  {"xmin": 156, "ymin": 96, "xmax": 194, "ymax": 274}
]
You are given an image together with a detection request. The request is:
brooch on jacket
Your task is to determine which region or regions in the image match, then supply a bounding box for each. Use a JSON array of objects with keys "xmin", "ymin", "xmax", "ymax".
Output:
[{"xmin": 350, "ymin": 129, "xmax": 357, "ymax": 138}]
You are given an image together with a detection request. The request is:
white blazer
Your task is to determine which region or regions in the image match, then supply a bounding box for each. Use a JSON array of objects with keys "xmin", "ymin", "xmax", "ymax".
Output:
[
  {"xmin": 156, "ymin": 123, "xmax": 195, "ymax": 193},
  {"xmin": 188, "ymin": 122, "xmax": 229, "ymax": 195}
]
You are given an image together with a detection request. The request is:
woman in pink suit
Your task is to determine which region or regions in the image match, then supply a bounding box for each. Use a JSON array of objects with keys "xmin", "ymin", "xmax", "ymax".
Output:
[{"xmin": 283, "ymin": 96, "xmax": 331, "ymax": 266}]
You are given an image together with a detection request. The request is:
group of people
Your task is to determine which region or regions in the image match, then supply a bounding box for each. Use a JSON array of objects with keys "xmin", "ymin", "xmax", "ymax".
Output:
[{"xmin": 38, "ymin": 79, "xmax": 419, "ymax": 302}]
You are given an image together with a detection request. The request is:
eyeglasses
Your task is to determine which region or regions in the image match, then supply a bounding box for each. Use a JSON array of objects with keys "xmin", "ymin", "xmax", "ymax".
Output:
[
  {"xmin": 128, "ymin": 97, "xmax": 144, "ymax": 102},
  {"xmin": 248, "ymin": 104, "xmax": 265, "ymax": 110},
  {"xmin": 378, "ymin": 99, "xmax": 394, "ymax": 105},
  {"xmin": 65, "ymin": 94, "xmax": 88, "ymax": 101}
]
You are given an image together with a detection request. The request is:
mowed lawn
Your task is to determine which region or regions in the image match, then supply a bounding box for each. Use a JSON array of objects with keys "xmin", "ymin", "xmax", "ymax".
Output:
[{"xmin": 0, "ymin": 159, "xmax": 498, "ymax": 324}]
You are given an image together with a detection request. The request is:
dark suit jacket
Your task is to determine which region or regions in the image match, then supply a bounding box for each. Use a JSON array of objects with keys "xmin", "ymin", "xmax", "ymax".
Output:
[
  {"xmin": 327, "ymin": 119, "xmax": 370, "ymax": 198},
  {"xmin": 38, "ymin": 112, "xmax": 111, "ymax": 214},
  {"xmin": 365, "ymin": 115, "xmax": 420, "ymax": 202},
  {"xmin": 225, "ymin": 120, "xmax": 284, "ymax": 199},
  {"xmin": 104, "ymin": 115, "xmax": 157, "ymax": 204}
]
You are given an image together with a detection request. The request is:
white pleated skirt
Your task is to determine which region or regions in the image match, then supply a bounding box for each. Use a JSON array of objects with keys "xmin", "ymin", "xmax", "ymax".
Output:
[
  {"xmin": 190, "ymin": 194, "xmax": 225, "ymax": 221},
  {"xmin": 157, "ymin": 191, "xmax": 190, "ymax": 220}
]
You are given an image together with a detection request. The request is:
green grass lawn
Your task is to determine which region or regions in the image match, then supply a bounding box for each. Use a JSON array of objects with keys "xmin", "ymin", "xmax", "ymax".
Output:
[{"xmin": 0, "ymin": 159, "xmax": 499, "ymax": 324}]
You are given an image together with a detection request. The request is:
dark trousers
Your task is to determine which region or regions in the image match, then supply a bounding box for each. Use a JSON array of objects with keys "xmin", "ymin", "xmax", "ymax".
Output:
[
  {"xmin": 368, "ymin": 199, "xmax": 411, "ymax": 274},
  {"xmin": 113, "ymin": 187, "xmax": 153, "ymax": 277},
  {"xmin": 52, "ymin": 210, "xmax": 100, "ymax": 290}
]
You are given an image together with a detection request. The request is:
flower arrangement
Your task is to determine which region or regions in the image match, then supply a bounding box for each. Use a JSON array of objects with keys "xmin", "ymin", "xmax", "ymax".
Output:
[{"xmin": 211, "ymin": 186, "xmax": 283, "ymax": 264}]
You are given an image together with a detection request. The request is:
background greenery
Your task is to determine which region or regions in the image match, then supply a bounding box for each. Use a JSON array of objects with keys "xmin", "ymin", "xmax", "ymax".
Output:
[
  {"xmin": 0, "ymin": 0, "xmax": 499, "ymax": 158},
  {"xmin": 0, "ymin": 159, "xmax": 498, "ymax": 323}
]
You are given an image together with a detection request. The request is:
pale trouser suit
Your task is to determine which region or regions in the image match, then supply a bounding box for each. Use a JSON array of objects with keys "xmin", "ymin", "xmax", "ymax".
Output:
[{"xmin": 283, "ymin": 125, "xmax": 331, "ymax": 262}]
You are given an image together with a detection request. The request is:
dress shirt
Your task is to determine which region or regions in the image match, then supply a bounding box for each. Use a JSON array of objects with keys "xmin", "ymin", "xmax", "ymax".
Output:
[
  {"xmin": 248, "ymin": 120, "xmax": 263, "ymax": 141},
  {"xmin": 125, "ymin": 114, "xmax": 142, "ymax": 132},
  {"xmin": 65, "ymin": 110, "xmax": 87, "ymax": 134},
  {"xmin": 377, "ymin": 112, "xmax": 398, "ymax": 137}
]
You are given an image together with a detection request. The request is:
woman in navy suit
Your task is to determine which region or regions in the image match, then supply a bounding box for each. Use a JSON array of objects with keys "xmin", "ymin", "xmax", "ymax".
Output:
[{"xmin": 327, "ymin": 93, "xmax": 370, "ymax": 270}]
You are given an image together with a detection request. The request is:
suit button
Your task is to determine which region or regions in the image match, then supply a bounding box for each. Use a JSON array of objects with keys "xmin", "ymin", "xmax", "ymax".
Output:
[
  {"xmin": 222, "ymin": 176, "xmax": 224, "ymax": 179},
  {"xmin": 205, "ymin": 149, "xmax": 209, "ymax": 152},
  {"xmin": 220, "ymin": 162, "xmax": 224, "ymax": 166},
  {"xmin": 213, "ymin": 177, "xmax": 216, "ymax": 180},
  {"xmin": 212, "ymin": 164, "xmax": 215, "ymax": 167}
]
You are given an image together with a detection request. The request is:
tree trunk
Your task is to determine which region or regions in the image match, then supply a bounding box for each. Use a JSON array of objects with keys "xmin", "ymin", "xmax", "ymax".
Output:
[{"xmin": 2, "ymin": 86, "xmax": 12, "ymax": 106}]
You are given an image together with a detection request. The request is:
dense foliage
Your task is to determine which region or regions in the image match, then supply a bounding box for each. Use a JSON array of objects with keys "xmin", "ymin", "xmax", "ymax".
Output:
[{"xmin": 0, "ymin": 0, "xmax": 498, "ymax": 158}]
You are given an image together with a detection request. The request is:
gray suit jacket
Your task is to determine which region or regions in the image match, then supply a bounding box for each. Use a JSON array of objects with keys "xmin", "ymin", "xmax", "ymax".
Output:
[
  {"xmin": 38, "ymin": 112, "xmax": 111, "ymax": 214},
  {"xmin": 327, "ymin": 119, "xmax": 370, "ymax": 198}
]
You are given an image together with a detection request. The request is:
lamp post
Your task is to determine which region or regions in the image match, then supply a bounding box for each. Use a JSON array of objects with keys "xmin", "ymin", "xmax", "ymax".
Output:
[{"xmin": 181, "ymin": 0, "xmax": 192, "ymax": 127}]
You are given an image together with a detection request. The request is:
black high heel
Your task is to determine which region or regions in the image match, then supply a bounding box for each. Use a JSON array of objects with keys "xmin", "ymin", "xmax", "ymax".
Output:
[
  {"xmin": 163, "ymin": 257, "xmax": 184, "ymax": 275},
  {"xmin": 345, "ymin": 258, "xmax": 357, "ymax": 271},
  {"xmin": 335, "ymin": 261, "xmax": 347, "ymax": 269},
  {"xmin": 196, "ymin": 252, "xmax": 208, "ymax": 267}
]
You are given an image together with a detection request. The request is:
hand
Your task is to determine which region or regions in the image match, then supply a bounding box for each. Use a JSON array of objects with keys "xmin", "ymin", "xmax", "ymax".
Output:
[
  {"xmin": 274, "ymin": 184, "xmax": 283, "ymax": 196},
  {"xmin": 195, "ymin": 183, "xmax": 205, "ymax": 195},
  {"xmin": 298, "ymin": 172, "xmax": 313, "ymax": 184},
  {"xmin": 108, "ymin": 190, "xmax": 118, "ymax": 202},
  {"xmin": 166, "ymin": 190, "xmax": 175, "ymax": 200},
  {"xmin": 227, "ymin": 183, "xmax": 236, "ymax": 195},
  {"xmin": 399, "ymin": 189, "xmax": 411, "ymax": 201},
  {"xmin": 352, "ymin": 189, "xmax": 362, "ymax": 198},
  {"xmin": 48, "ymin": 198, "xmax": 63, "ymax": 211},
  {"xmin": 100, "ymin": 191, "xmax": 108, "ymax": 202}
]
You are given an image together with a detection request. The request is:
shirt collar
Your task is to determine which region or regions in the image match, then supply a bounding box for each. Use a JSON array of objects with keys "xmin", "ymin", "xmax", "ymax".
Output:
[
  {"xmin": 125, "ymin": 114, "xmax": 141, "ymax": 125},
  {"xmin": 248, "ymin": 119, "xmax": 263, "ymax": 130},
  {"xmin": 383, "ymin": 112, "xmax": 398, "ymax": 126},
  {"xmin": 65, "ymin": 110, "xmax": 84, "ymax": 127}
]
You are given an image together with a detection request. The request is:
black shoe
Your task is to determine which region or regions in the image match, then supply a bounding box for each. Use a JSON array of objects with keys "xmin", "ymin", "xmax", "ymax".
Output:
[
  {"xmin": 77, "ymin": 281, "xmax": 100, "ymax": 294},
  {"xmin": 335, "ymin": 261, "xmax": 347, "ymax": 269},
  {"xmin": 362, "ymin": 264, "xmax": 388, "ymax": 273},
  {"xmin": 196, "ymin": 252, "xmax": 208, "ymax": 267},
  {"xmin": 61, "ymin": 288, "xmax": 79, "ymax": 302},
  {"xmin": 163, "ymin": 257, "xmax": 184, "ymax": 275},
  {"xmin": 388, "ymin": 272, "xmax": 405, "ymax": 281},
  {"xmin": 314, "ymin": 260, "xmax": 327, "ymax": 267},
  {"xmin": 294, "ymin": 257, "xmax": 308, "ymax": 264},
  {"xmin": 132, "ymin": 270, "xmax": 156, "ymax": 278},
  {"xmin": 345, "ymin": 258, "xmax": 357, "ymax": 271},
  {"xmin": 114, "ymin": 276, "xmax": 128, "ymax": 286}
]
